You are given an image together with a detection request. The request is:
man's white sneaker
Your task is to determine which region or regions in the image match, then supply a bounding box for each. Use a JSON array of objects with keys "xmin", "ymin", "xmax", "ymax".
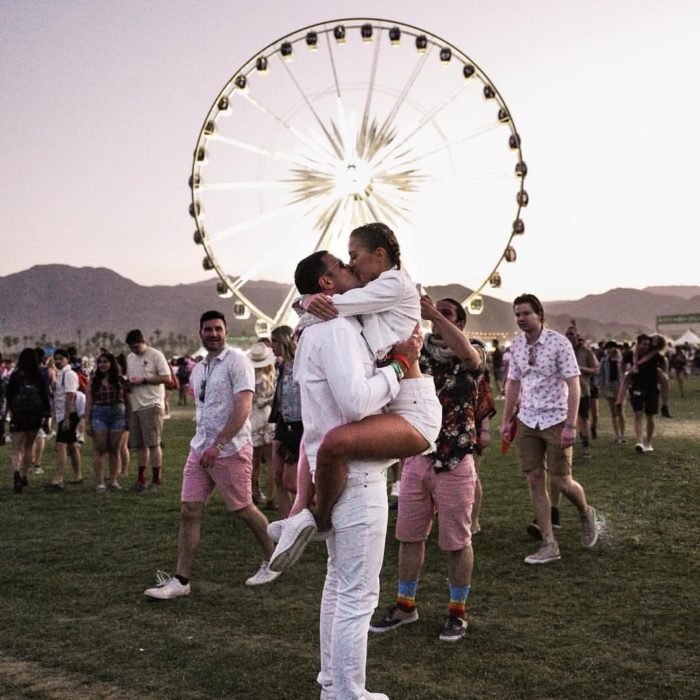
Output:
[
  {"xmin": 581, "ymin": 506, "xmax": 599, "ymax": 548},
  {"xmin": 269, "ymin": 508, "xmax": 318, "ymax": 572},
  {"xmin": 267, "ymin": 519, "xmax": 285, "ymax": 543},
  {"xmin": 245, "ymin": 560, "xmax": 282, "ymax": 587},
  {"xmin": 524, "ymin": 541, "xmax": 561, "ymax": 565},
  {"xmin": 390, "ymin": 480, "xmax": 400, "ymax": 498},
  {"xmin": 144, "ymin": 571, "xmax": 190, "ymax": 600},
  {"xmin": 634, "ymin": 442, "xmax": 645, "ymax": 453},
  {"xmin": 643, "ymin": 443, "xmax": 654, "ymax": 453}
]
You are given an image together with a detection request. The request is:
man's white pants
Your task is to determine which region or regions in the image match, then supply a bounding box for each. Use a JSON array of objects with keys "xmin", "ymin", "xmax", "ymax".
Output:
[{"xmin": 318, "ymin": 469, "xmax": 388, "ymax": 699}]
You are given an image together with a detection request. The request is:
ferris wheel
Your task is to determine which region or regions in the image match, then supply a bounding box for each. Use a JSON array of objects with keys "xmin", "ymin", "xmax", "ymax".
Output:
[{"xmin": 190, "ymin": 18, "xmax": 528, "ymax": 335}]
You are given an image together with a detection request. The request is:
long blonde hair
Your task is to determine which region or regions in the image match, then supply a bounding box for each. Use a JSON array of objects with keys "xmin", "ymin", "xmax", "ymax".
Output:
[{"xmin": 271, "ymin": 325, "xmax": 296, "ymax": 363}]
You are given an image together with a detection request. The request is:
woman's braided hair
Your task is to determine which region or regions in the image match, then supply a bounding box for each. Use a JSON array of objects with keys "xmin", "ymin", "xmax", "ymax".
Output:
[{"xmin": 350, "ymin": 222, "xmax": 401, "ymax": 269}]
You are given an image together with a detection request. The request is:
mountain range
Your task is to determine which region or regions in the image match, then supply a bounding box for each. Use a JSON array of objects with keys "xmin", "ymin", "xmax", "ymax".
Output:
[{"xmin": 1, "ymin": 265, "xmax": 698, "ymax": 352}]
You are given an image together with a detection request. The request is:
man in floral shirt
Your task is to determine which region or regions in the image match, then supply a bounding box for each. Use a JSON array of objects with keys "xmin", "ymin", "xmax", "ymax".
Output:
[
  {"xmin": 370, "ymin": 296, "xmax": 483, "ymax": 643},
  {"xmin": 500, "ymin": 294, "xmax": 599, "ymax": 565}
]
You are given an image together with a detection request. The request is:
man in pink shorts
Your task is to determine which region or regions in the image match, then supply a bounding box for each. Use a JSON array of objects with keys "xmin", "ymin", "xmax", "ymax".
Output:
[
  {"xmin": 143, "ymin": 310, "xmax": 280, "ymax": 600},
  {"xmin": 370, "ymin": 296, "xmax": 484, "ymax": 642}
]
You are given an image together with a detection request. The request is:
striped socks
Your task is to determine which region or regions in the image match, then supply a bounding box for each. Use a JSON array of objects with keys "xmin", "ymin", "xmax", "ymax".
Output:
[
  {"xmin": 396, "ymin": 579, "xmax": 419, "ymax": 612},
  {"xmin": 448, "ymin": 583, "xmax": 471, "ymax": 619}
]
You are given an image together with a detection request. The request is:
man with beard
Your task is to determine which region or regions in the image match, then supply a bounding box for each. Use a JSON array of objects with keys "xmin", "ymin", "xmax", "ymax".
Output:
[
  {"xmin": 143, "ymin": 310, "xmax": 280, "ymax": 599},
  {"xmin": 500, "ymin": 294, "xmax": 599, "ymax": 564}
]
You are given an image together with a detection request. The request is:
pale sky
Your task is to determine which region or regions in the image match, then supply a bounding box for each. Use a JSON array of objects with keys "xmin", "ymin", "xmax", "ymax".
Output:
[{"xmin": 2, "ymin": 0, "xmax": 698, "ymax": 307}]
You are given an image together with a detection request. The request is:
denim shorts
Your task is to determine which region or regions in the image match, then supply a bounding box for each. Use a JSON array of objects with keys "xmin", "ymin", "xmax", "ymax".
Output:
[{"xmin": 91, "ymin": 403, "xmax": 127, "ymax": 432}]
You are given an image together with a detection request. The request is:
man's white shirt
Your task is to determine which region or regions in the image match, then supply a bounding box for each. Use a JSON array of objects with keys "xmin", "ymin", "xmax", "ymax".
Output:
[{"xmin": 294, "ymin": 316, "xmax": 400, "ymax": 476}]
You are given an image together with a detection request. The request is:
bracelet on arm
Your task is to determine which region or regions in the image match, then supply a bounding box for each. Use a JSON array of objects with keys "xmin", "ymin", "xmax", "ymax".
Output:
[
  {"xmin": 390, "ymin": 352, "xmax": 411, "ymax": 374},
  {"xmin": 565, "ymin": 422, "xmax": 576, "ymax": 430},
  {"xmin": 390, "ymin": 361, "xmax": 405, "ymax": 381}
]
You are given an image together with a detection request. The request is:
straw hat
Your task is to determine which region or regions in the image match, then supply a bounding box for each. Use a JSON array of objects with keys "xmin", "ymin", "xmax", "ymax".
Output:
[{"xmin": 247, "ymin": 342, "xmax": 275, "ymax": 368}]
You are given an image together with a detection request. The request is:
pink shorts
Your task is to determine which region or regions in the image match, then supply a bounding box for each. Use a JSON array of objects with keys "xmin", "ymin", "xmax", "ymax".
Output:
[
  {"xmin": 396, "ymin": 453, "xmax": 476, "ymax": 551},
  {"xmin": 181, "ymin": 444, "xmax": 253, "ymax": 511}
]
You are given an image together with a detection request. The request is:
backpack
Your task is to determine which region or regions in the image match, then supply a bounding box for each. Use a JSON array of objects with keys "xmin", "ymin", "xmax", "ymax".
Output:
[
  {"xmin": 75, "ymin": 369, "xmax": 89, "ymax": 393},
  {"xmin": 11, "ymin": 379, "xmax": 43, "ymax": 415}
]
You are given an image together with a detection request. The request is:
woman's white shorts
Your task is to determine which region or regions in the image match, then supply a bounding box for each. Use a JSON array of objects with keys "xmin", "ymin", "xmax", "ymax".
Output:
[{"xmin": 387, "ymin": 376, "xmax": 441, "ymax": 447}]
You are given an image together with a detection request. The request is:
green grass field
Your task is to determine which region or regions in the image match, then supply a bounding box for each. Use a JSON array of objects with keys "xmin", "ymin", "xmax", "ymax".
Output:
[{"xmin": 1, "ymin": 378, "xmax": 698, "ymax": 699}]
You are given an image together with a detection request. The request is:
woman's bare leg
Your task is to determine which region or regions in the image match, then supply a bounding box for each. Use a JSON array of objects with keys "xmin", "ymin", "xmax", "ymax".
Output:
[
  {"xmin": 289, "ymin": 442, "xmax": 315, "ymax": 517},
  {"xmin": 314, "ymin": 413, "xmax": 428, "ymax": 531}
]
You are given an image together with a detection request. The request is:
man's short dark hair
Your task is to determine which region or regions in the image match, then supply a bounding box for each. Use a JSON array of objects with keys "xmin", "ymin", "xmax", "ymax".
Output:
[
  {"xmin": 439, "ymin": 297, "xmax": 467, "ymax": 325},
  {"xmin": 637, "ymin": 333, "xmax": 651, "ymax": 344},
  {"xmin": 53, "ymin": 348, "xmax": 69, "ymax": 360},
  {"xmin": 125, "ymin": 329, "xmax": 145, "ymax": 345},
  {"xmin": 295, "ymin": 251, "xmax": 329, "ymax": 295},
  {"xmin": 513, "ymin": 293, "xmax": 545, "ymax": 323},
  {"xmin": 200, "ymin": 310, "xmax": 227, "ymax": 330}
]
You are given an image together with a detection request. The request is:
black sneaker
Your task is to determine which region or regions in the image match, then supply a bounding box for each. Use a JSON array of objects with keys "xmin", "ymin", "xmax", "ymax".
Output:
[
  {"xmin": 661, "ymin": 404, "xmax": 672, "ymax": 418},
  {"xmin": 14, "ymin": 472, "xmax": 24, "ymax": 494},
  {"xmin": 369, "ymin": 604, "xmax": 418, "ymax": 633},
  {"xmin": 439, "ymin": 615, "xmax": 467, "ymax": 642},
  {"xmin": 526, "ymin": 521, "xmax": 543, "ymax": 541}
]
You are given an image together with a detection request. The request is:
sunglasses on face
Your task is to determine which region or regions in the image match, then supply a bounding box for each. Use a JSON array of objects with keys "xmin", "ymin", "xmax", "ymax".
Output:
[{"xmin": 319, "ymin": 260, "xmax": 348, "ymax": 279}]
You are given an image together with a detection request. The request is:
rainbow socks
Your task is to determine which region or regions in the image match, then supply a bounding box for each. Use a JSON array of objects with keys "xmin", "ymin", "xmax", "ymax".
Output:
[
  {"xmin": 396, "ymin": 579, "xmax": 419, "ymax": 612},
  {"xmin": 448, "ymin": 583, "xmax": 470, "ymax": 619}
]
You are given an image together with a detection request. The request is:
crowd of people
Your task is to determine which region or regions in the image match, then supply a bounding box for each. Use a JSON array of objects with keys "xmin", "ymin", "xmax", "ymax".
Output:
[{"xmin": 1, "ymin": 222, "xmax": 697, "ymax": 699}]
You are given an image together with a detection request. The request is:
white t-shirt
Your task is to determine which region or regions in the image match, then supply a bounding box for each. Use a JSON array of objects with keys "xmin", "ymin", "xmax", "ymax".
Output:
[
  {"xmin": 126, "ymin": 346, "xmax": 171, "ymax": 411},
  {"xmin": 54, "ymin": 366, "xmax": 79, "ymax": 421}
]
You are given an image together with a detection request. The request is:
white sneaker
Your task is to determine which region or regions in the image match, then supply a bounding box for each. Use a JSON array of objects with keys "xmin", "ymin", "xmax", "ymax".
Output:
[
  {"xmin": 245, "ymin": 560, "xmax": 282, "ymax": 587},
  {"xmin": 634, "ymin": 442, "xmax": 645, "ymax": 453},
  {"xmin": 267, "ymin": 519, "xmax": 285, "ymax": 543},
  {"xmin": 643, "ymin": 443, "xmax": 654, "ymax": 452},
  {"xmin": 144, "ymin": 571, "xmax": 190, "ymax": 600},
  {"xmin": 390, "ymin": 481, "xmax": 400, "ymax": 498},
  {"xmin": 524, "ymin": 541, "xmax": 561, "ymax": 565},
  {"xmin": 269, "ymin": 508, "xmax": 318, "ymax": 572}
]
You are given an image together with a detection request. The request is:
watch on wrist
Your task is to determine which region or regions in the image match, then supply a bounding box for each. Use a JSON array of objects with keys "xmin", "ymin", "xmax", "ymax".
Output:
[{"xmin": 215, "ymin": 442, "xmax": 226, "ymax": 451}]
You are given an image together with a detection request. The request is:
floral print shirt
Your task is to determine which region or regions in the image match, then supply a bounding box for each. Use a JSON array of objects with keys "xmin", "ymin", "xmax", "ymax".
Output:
[
  {"xmin": 420, "ymin": 336, "xmax": 486, "ymax": 471},
  {"xmin": 507, "ymin": 328, "xmax": 580, "ymax": 430}
]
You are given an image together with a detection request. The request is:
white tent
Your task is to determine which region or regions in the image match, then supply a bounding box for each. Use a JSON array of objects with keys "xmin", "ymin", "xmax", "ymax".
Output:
[{"xmin": 674, "ymin": 329, "xmax": 700, "ymax": 345}]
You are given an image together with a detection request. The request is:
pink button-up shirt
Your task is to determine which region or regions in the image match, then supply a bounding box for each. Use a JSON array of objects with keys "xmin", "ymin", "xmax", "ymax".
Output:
[{"xmin": 508, "ymin": 328, "xmax": 580, "ymax": 430}]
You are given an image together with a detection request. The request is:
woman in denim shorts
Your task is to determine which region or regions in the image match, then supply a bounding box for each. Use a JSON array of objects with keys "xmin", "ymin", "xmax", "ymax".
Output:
[{"xmin": 85, "ymin": 352, "xmax": 128, "ymax": 492}]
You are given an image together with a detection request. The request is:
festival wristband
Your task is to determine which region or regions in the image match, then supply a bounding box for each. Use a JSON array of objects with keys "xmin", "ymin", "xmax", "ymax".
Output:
[
  {"xmin": 390, "ymin": 361, "xmax": 405, "ymax": 380},
  {"xmin": 390, "ymin": 352, "xmax": 411, "ymax": 372},
  {"xmin": 564, "ymin": 423, "xmax": 576, "ymax": 430}
]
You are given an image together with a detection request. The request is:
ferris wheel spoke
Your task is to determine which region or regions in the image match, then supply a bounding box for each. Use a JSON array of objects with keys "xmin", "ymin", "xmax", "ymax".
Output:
[
  {"xmin": 367, "ymin": 190, "xmax": 410, "ymax": 224},
  {"xmin": 380, "ymin": 121, "xmax": 504, "ymax": 170},
  {"xmin": 375, "ymin": 45, "xmax": 434, "ymax": 145},
  {"xmin": 357, "ymin": 30, "xmax": 382, "ymax": 159},
  {"xmin": 206, "ymin": 200, "xmax": 305, "ymax": 244},
  {"xmin": 208, "ymin": 134, "xmax": 301, "ymax": 165},
  {"xmin": 200, "ymin": 180, "xmax": 296, "ymax": 192},
  {"xmin": 278, "ymin": 55, "xmax": 343, "ymax": 159},
  {"xmin": 324, "ymin": 27, "xmax": 342, "ymax": 99},
  {"xmin": 370, "ymin": 82, "xmax": 470, "ymax": 170},
  {"xmin": 229, "ymin": 216, "xmax": 320, "ymax": 291},
  {"xmin": 240, "ymin": 92, "xmax": 339, "ymax": 163}
]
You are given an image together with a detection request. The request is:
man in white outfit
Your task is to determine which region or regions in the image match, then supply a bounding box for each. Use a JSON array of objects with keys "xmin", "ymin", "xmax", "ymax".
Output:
[{"xmin": 293, "ymin": 250, "xmax": 419, "ymax": 700}]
